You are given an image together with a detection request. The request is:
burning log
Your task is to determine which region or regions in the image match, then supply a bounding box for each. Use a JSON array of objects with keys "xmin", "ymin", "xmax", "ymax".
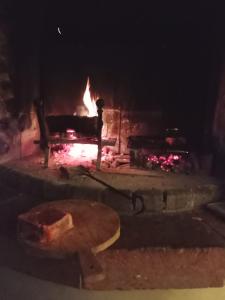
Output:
[
  {"xmin": 34, "ymin": 99, "xmax": 106, "ymax": 169},
  {"xmin": 34, "ymin": 77, "xmax": 115, "ymax": 169},
  {"xmin": 46, "ymin": 115, "xmax": 98, "ymax": 136}
]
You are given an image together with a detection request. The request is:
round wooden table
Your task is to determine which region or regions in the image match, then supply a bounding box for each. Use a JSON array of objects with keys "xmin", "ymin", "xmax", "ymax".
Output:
[{"xmin": 18, "ymin": 200, "xmax": 120, "ymax": 284}]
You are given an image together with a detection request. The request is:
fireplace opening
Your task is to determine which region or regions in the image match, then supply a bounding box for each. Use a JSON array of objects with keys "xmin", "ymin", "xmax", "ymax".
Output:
[
  {"xmin": 32, "ymin": 9, "xmax": 218, "ymax": 173},
  {"xmin": 0, "ymin": 0, "xmax": 224, "ymax": 176}
]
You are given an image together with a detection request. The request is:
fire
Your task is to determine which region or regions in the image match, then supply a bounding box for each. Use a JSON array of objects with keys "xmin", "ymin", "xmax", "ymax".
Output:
[
  {"xmin": 52, "ymin": 143, "xmax": 98, "ymax": 166},
  {"xmin": 52, "ymin": 77, "xmax": 100, "ymax": 166},
  {"xmin": 83, "ymin": 77, "xmax": 98, "ymax": 117},
  {"xmin": 68, "ymin": 143, "xmax": 98, "ymax": 160}
]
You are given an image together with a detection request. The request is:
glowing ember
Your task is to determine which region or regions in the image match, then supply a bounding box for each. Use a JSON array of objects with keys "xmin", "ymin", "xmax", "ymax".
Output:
[
  {"xmin": 148, "ymin": 155, "xmax": 159, "ymax": 163},
  {"xmin": 52, "ymin": 143, "xmax": 98, "ymax": 167},
  {"xmin": 68, "ymin": 143, "xmax": 98, "ymax": 159},
  {"xmin": 147, "ymin": 153, "xmax": 185, "ymax": 172},
  {"xmin": 173, "ymin": 155, "xmax": 179, "ymax": 160},
  {"xmin": 82, "ymin": 77, "xmax": 98, "ymax": 117}
]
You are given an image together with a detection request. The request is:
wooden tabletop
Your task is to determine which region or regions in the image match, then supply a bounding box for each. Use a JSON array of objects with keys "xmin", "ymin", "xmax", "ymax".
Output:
[{"xmin": 18, "ymin": 200, "xmax": 120, "ymax": 259}]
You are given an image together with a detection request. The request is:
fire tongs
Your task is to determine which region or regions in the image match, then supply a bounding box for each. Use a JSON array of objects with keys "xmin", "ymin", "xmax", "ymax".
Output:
[{"xmin": 72, "ymin": 166, "xmax": 145, "ymax": 215}]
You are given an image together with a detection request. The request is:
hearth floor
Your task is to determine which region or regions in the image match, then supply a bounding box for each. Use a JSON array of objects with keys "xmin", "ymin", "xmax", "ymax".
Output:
[
  {"xmin": 1, "ymin": 183, "xmax": 225, "ymax": 290},
  {"xmin": 0, "ymin": 155, "xmax": 222, "ymax": 213},
  {"xmin": 1, "ymin": 155, "xmax": 220, "ymax": 190},
  {"xmin": 92, "ymin": 210, "xmax": 225, "ymax": 289}
]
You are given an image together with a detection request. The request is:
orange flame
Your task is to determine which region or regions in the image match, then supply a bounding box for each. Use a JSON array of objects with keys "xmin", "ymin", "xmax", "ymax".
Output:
[{"xmin": 83, "ymin": 77, "xmax": 98, "ymax": 117}]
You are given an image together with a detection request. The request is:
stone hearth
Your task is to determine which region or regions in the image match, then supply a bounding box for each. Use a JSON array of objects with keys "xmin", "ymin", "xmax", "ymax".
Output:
[{"xmin": 0, "ymin": 155, "xmax": 222, "ymax": 214}]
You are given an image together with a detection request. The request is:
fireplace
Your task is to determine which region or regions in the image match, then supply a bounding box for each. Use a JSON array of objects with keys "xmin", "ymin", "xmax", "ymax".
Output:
[
  {"xmin": 0, "ymin": 1, "xmax": 223, "ymax": 178},
  {"xmin": 2, "ymin": 2, "xmax": 225, "ymax": 294}
]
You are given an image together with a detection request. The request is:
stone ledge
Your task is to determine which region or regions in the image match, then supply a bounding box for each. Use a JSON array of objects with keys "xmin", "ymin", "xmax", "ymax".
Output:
[{"xmin": 0, "ymin": 163, "xmax": 222, "ymax": 214}]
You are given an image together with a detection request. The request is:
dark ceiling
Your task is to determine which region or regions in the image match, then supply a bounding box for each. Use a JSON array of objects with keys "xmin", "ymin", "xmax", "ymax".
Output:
[{"xmin": 3, "ymin": 0, "xmax": 224, "ymax": 45}]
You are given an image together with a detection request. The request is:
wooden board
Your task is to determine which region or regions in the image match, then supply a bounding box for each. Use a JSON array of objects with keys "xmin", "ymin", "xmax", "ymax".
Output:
[
  {"xmin": 18, "ymin": 200, "xmax": 120, "ymax": 284},
  {"xmin": 18, "ymin": 200, "xmax": 120, "ymax": 258}
]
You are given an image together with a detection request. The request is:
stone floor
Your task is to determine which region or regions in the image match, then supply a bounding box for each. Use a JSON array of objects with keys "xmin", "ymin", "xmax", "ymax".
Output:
[
  {"xmin": 91, "ymin": 210, "xmax": 225, "ymax": 289},
  {"xmin": 1, "ymin": 180, "xmax": 225, "ymax": 290}
]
